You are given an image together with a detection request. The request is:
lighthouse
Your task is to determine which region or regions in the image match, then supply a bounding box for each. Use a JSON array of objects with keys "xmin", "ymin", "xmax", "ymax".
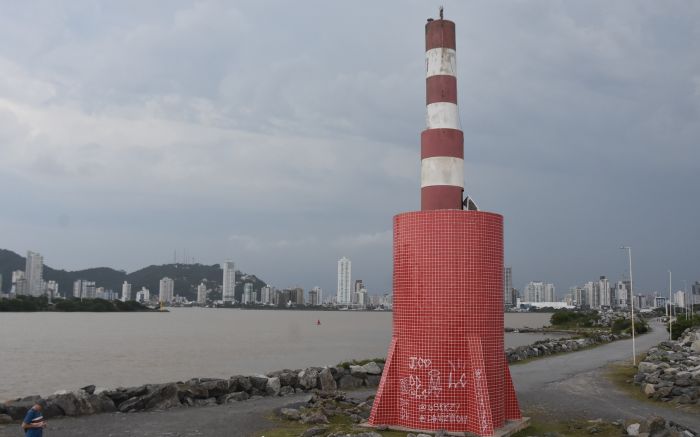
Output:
[{"xmin": 367, "ymin": 9, "xmax": 527, "ymax": 436}]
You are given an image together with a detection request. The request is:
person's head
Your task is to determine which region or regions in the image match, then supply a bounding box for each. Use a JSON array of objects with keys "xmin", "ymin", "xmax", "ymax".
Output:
[{"xmin": 34, "ymin": 399, "xmax": 47, "ymax": 411}]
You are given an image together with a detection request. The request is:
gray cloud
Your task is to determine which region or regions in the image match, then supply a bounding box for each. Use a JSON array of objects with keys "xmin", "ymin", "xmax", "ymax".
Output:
[{"xmin": 0, "ymin": 1, "xmax": 698, "ymax": 295}]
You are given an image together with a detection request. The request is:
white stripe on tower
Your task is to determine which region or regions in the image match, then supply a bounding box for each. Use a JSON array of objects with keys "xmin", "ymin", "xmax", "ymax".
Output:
[{"xmin": 426, "ymin": 48, "xmax": 457, "ymax": 77}]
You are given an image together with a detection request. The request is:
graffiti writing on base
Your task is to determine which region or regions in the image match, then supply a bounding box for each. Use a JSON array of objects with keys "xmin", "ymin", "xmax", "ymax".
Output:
[
  {"xmin": 399, "ymin": 399, "xmax": 410, "ymax": 420},
  {"xmin": 399, "ymin": 365, "xmax": 442, "ymax": 400},
  {"xmin": 473, "ymin": 367, "xmax": 490, "ymax": 434},
  {"xmin": 398, "ymin": 356, "xmax": 470, "ymax": 423},
  {"xmin": 419, "ymin": 413, "xmax": 469, "ymax": 424},
  {"xmin": 418, "ymin": 402, "xmax": 460, "ymax": 413},
  {"xmin": 447, "ymin": 359, "xmax": 468, "ymax": 389}
]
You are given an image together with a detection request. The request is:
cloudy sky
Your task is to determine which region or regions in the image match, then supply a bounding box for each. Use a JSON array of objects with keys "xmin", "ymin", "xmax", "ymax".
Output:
[{"xmin": 1, "ymin": 1, "xmax": 698, "ymax": 296}]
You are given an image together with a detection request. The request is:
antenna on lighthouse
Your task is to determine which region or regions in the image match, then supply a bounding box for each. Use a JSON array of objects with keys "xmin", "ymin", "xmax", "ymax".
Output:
[{"xmin": 439, "ymin": 6, "xmax": 444, "ymax": 20}]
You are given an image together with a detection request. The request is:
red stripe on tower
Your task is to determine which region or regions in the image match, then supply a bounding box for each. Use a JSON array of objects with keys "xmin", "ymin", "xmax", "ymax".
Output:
[{"xmin": 421, "ymin": 18, "xmax": 463, "ymax": 211}]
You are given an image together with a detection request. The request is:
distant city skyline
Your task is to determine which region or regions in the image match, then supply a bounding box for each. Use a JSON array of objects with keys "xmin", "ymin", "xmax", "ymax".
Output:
[{"xmin": 0, "ymin": 3, "xmax": 698, "ymax": 297}]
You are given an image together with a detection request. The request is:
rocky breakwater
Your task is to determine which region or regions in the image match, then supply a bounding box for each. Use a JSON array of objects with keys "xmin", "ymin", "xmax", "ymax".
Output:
[
  {"xmin": 634, "ymin": 327, "xmax": 700, "ymax": 404},
  {"xmin": 506, "ymin": 332, "xmax": 628, "ymax": 363},
  {"xmin": 0, "ymin": 361, "xmax": 384, "ymax": 423}
]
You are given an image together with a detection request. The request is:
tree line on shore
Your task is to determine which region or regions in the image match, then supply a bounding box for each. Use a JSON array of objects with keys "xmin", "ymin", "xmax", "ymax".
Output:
[{"xmin": 0, "ymin": 295, "xmax": 153, "ymax": 312}]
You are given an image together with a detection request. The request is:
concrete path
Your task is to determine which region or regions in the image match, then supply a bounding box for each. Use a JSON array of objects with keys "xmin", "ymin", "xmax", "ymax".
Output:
[
  {"xmin": 512, "ymin": 321, "xmax": 700, "ymax": 430},
  {"xmin": 1, "ymin": 322, "xmax": 696, "ymax": 436}
]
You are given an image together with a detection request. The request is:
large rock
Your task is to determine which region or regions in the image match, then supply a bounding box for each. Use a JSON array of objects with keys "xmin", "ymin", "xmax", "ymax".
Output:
[
  {"xmin": 365, "ymin": 375, "xmax": 381, "ymax": 387},
  {"xmin": 118, "ymin": 384, "xmax": 180, "ymax": 412},
  {"xmin": 319, "ymin": 368, "xmax": 337, "ymax": 391},
  {"xmin": 249, "ymin": 375, "xmax": 269, "ymax": 391},
  {"xmin": 266, "ymin": 377, "xmax": 281, "ymax": 396},
  {"xmin": 280, "ymin": 407, "xmax": 301, "ymax": 420},
  {"xmin": 143, "ymin": 384, "xmax": 181, "ymax": 410},
  {"xmin": 642, "ymin": 384, "xmax": 656, "ymax": 397},
  {"xmin": 200, "ymin": 379, "xmax": 230, "ymax": 398},
  {"xmin": 338, "ymin": 375, "xmax": 363, "ymax": 390},
  {"xmin": 361, "ymin": 362, "xmax": 382, "ymax": 375},
  {"xmin": 230, "ymin": 376, "xmax": 253, "ymax": 393},
  {"xmin": 3, "ymin": 398, "xmax": 40, "ymax": 420},
  {"xmin": 349, "ymin": 365, "xmax": 367, "ymax": 378},
  {"xmin": 302, "ymin": 411, "xmax": 329, "ymax": 424},
  {"xmin": 298, "ymin": 368, "xmax": 320, "ymax": 390},
  {"xmin": 637, "ymin": 362, "xmax": 658, "ymax": 374},
  {"xmin": 103, "ymin": 386, "xmax": 148, "ymax": 406},
  {"xmin": 176, "ymin": 383, "xmax": 209, "ymax": 400}
]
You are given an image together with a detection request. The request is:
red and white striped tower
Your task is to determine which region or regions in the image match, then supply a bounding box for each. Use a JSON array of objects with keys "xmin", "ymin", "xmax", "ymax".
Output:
[
  {"xmin": 421, "ymin": 17, "xmax": 463, "ymax": 211},
  {"xmin": 367, "ymin": 11, "xmax": 526, "ymax": 436}
]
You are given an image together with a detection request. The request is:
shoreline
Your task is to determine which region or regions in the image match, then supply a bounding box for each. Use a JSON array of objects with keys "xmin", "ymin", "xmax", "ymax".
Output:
[{"xmin": 1, "ymin": 331, "xmax": 637, "ymax": 416}]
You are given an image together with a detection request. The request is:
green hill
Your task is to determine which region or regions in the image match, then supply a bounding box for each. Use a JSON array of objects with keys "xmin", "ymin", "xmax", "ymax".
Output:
[{"xmin": 0, "ymin": 249, "xmax": 266, "ymax": 301}]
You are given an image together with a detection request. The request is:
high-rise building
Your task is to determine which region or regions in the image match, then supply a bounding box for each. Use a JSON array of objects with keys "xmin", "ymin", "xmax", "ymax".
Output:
[
  {"xmin": 614, "ymin": 281, "xmax": 628, "ymax": 308},
  {"xmin": 197, "ymin": 283, "xmax": 207, "ymax": 305},
  {"xmin": 674, "ymin": 290, "xmax": 686, "ymax": 308},
  {"xmin": 121, "ymin": 281, "xmax": 132, "ymax": 302},
  {"xmin": 504, "ymin": 267, "xmax": 513, "ymax": 308},
  {"xmin": 289, "ymin": 287, "xmax": 304, "ymax": 306},
  {"xmin": 46, "ymin": 281, "xmax": 59, "ymax": 299},
  {"xmin": 598, "ymin": 276, "xmax": 611, "ymax": 307},
  {"xmin": 242, "ymin": 283, "xmax": 255, "ymax": 304},
  {"xmin": 523, "ymin": 281, "xmax": 555, "ymax": 303},
  {"xmin": 159, "ymin": 277, "xmax": 175, "ymax": 303},
  {"xmin": 25, "ymin": 251, "xmax": 44, "ymax": 297},
  {"xmin": 12, "ymin": 270, "xmax": 26, "ymax": 295},
  {"xmin": 261, "ymin": 286, "xmax": 272, "ymax": 305},
  {"xmin": 308, "ymin": 286, "xmax": 323, "ymax": 306},
  {"xmin": 222, "ymin": 261, "xmax": 236, "ymax": 303},
  {"xmin": 544, "ymin": 283, "xmax": 555, "ymax": 302},
  {"xmin": 73, "ymin": 279, "xmax": 96, "ymax": 299},
  {"xmin": 336, "ymin": 257, "xmax": 351, "ymax": 305},
  {"xmin": 691, "ymin": 281, "xmax": 700, "ymax": 308},
  {"xmin": 584, "ymin": 282, "xmax": 598, "ymax": 308},
  {"xmin": 135, "ymin": 287, "xmax": 150, "ymax": 303}
]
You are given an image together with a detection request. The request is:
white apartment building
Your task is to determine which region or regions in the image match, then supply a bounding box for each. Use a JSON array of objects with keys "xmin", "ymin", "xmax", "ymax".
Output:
[
  {"xmin": 121, "ymin": 281, "xmax": 132, "ymax": 302},
  {"xmin": 25, "ymin": 251, "xmax": 44, "ymax": 297},
  {"xmin": 337, "ymin": 257, "xmax": 351, "ymax": 305},
  {"xmin": 197, "ymin": 283, "xmax": 207, "ymax": 305},
  {"xmin": 222, "ymin": 261, "xmax": 236, "ymax": 303},
  {"xmin": 159, "ymin": 277, "xmax": 175, "ymax": 303}
]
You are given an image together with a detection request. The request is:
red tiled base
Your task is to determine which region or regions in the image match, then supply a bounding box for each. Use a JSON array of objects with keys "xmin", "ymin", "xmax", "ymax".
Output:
[{"xmin": 368, "ymin": 210, "xmax": 522, "ymax": 436}]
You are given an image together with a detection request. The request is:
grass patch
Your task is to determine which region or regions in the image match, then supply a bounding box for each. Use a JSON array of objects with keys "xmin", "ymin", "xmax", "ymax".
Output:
[
  {"xmin": 512, "ymin": 418, "xmax": 622, "ymax": 437},
  {"xmin": 258, "ymin": 413, "xmax": 405, "ymax": 437}
]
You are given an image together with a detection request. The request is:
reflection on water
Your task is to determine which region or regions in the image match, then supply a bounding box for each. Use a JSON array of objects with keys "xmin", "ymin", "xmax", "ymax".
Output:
[{"xmin": 0, "ymin": 309, "xmax": 555, "ymax": 400}]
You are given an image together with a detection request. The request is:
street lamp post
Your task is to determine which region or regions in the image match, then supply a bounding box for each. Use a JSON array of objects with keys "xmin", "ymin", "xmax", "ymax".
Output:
[
  {"xmin": 668, "ymin": 270, "xmax": 673, "ymax": 340},
  {"xmin": 621, "ymin": 246, "xmax": 636, "ymax": 366}
]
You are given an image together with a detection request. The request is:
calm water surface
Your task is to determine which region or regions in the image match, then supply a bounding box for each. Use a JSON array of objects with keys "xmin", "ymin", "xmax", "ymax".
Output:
[{"xmin": 0, "ymin": 309, "xmax": 555, "ymax": 400}]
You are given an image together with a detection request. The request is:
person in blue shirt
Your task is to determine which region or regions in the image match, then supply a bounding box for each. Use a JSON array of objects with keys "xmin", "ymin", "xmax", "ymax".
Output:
[{"xmin": 21, "ymin": 400, "xmax": 46, "ymax": 437}]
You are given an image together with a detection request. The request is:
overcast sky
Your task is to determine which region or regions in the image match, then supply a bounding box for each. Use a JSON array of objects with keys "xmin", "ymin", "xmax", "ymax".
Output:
[{"xmin": 1, "ymin": 1, "xmax": 698, "ymax": 296}]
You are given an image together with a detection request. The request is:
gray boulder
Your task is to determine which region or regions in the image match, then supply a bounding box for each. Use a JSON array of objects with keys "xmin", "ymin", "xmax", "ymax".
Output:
[
  {"xmin": 298, "ymin": 368, "xmax": 320, "ymax": 390},
  {"xmin": 266, "ymin": 377, "xmax": 281, "ymax": 396},
  {"xmin": 349, "ymin": 365, "xmax": 367, "ymax": 378},
  {"xmin": 143, "ymin": 384, "xmax": 181, "ymax": 410},
  {"xmin": 3, "ymin": 397, "xmax": 40, "ymax": 420},
  {"xmin": 319, "ymin": 368, "xmax": 337, "ymax": 391},
  {"xmin": 280, "ymin": 407, "xmax": 301, "ymax": 420},
  {"xmin": 230, "ymin": 375, "xmax": 253, "ymax": 393},
  {"xmin": 361, "ymin": 362, "xmax": 382, "ymax": 375},
  {"xmin": 338, "ymin": 375, "xmax": 363, "ymax": 390},
  {"xmin": 250, "ymin": 375, "xmax": 269, "ymax": 391}
]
